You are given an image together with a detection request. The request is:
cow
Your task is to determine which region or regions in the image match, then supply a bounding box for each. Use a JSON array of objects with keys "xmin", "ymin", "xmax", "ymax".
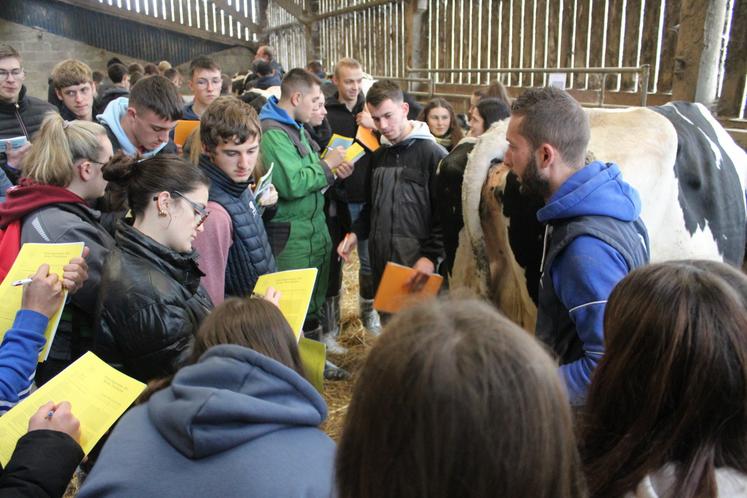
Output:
[{"xmin": 451, "ymin": 102, "xmax": 747, "ymax": 331}]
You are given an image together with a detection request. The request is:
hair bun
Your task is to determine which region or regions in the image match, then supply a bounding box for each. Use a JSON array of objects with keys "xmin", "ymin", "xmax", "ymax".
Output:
[{"xmin": 102, "ymin": 151, "xmax": 139, "ymax": 185}]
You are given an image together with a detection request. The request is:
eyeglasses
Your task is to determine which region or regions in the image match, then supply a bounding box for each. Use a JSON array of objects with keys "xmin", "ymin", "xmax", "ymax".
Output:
[
  {"xmin": 195, "ymin": 78, "xmax": 222, "ymax": 88},
  {"xmin": 0, "ymin": 68, "xmax": 24, "ymax": 82},
  {"xmin": 153, "ymin": 191, "xmax": 210, "ymax": 227},
  {"xmin": 175, "ymin": 191, "xmax": 210, "ymax": 227}
]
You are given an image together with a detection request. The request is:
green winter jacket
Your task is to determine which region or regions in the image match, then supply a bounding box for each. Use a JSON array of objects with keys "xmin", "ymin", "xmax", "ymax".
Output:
[{"xmin": 259, "ymin": 97, "xmax": 334, "ymax": 317}]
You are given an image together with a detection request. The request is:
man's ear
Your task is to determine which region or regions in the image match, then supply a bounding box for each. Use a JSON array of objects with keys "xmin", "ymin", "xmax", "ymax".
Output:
[
  {"xmin": 538, "ymin": 143, "xmax": 557, "ymax": 169},
  {"xmin": 401, "ymin": 101, "xmax": 409, "ymax": 116},
  {"xmin": 55, "ymin": 89, "xmax": 63, "ymax": 101},
  {"xmin": 290, "ymin": 91, "xmax": 301, "ymax": 107}
]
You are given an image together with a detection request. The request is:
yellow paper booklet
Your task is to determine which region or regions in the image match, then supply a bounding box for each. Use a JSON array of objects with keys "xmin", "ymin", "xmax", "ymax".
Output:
[
  {"xmin": 0, "ymin": 352, "xmax": 145, "ymax": 466},
  {"xmin": 0, "ymin": 242, "xmax": 84, "ymax": 362},
  {"xmin": 298, "ymin": 337, "xmax": 325, "ymax": 393},
  {"xmin": 253, "ymin": 268, "xmax": 318, "ymax": 339},
  {"xmin": 321, "ymin": 133, "xmax": 354, "ymax": 159},
  {"xmin": 344, "ymin": 142, "xmax": 366, "ymax": 163}
]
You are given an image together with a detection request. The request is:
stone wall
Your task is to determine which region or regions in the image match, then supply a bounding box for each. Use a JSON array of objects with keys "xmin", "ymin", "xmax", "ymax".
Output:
[{"xmin": 0, "ymin": 18, "xmax": 254, "ymax": 99}]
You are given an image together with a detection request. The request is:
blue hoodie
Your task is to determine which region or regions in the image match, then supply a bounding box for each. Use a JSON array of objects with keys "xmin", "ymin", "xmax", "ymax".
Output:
[
  {"xmin": 97, "ymin": 97, "xmax": 169, "ymax": 158},
  {"xmin": 259, "ymin": 96, "xmax": 300, "ymax": 129},
  {"xmin": 536, "ymin": 161, "xmax": 649, "ymax": 405},
  {"xmin": 79, "ymin": 344, "xmax": 336, "ymax": 498}
]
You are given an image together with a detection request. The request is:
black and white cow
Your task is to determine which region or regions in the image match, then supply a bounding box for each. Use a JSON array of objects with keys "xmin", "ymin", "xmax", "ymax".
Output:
[{"xmin": 451, "ymin": 102, "xmax": 747, "ymax": 331}]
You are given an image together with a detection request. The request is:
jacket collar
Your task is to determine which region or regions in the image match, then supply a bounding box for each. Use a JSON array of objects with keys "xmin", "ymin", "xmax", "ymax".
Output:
[
  {"xmin": 115, "ymin": 219, "xmax": 204, "ymax": 285},
  {"xmin": 199, "ymin": 154, "xmax": 252, "ymax": 198},
  {"xmin": 0, "ymin": 85, "xmax": 28, "ymax": 114},
  {"xmin": 326, "ymin": 91, "xmax": 364, "ymax": 114}
]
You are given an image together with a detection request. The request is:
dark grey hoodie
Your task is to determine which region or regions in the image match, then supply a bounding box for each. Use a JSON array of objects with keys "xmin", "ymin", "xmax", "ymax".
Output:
[{"xmin": 79, "ymin": 344, "xmax": 336, "ymax": 497}]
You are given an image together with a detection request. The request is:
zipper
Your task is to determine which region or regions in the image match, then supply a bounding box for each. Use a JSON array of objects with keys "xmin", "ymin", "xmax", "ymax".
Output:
[{"xmin": 15, "ymin": 104, "xmax": 30, "ymax": 138}]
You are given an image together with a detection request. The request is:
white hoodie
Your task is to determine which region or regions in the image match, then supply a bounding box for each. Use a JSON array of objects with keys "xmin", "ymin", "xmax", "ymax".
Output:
[{"xmin": 627, "ymin": 465, "xmax": 747, "ymax": 498}]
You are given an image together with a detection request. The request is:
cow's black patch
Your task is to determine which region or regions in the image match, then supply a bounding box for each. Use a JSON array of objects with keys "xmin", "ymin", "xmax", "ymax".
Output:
[
  {"xmin": 653, "ymin": 102, "xmax": 746, "ymax": 265},
  {"xmin": 502, "ymin": 169, "xmax": 546, "ymax": 304}
]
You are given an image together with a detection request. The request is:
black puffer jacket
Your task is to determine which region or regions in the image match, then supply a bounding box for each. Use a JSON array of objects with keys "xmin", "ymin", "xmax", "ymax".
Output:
[
  {"xmin": 0, "ymin": 85, "xmax": 56, "ymax": 182},
  {"xmin": 353, "ymin": 121, "xmax": 447, "ymax": 289},
  {"xmin": 95, "ymin": 220, "xmax": 213, "ymax": 383},
  {"xmin": 435, "ymin": 137, "xmax": 476, "ymax": 276}
]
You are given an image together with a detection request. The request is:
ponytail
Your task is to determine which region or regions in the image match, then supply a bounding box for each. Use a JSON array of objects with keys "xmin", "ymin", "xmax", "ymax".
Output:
[{"xmin": 23, "ymin": 112, "xmax": 106, "ymax": 186}]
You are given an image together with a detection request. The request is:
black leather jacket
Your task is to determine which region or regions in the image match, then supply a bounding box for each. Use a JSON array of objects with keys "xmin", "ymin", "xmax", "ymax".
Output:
[{"xmin": 95, "ymin": 220, "xmax": 213, "ymax": 382}]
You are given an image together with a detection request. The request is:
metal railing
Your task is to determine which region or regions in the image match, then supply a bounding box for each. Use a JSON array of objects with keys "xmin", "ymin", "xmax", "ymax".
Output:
[{"xmin": 406, "ymin": 65, "xmax": 651, "ymax": 107}]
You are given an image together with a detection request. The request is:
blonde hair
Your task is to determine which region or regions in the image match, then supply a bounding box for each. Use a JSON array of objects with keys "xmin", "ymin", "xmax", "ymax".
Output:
[
  {"xmin": 51, "ymin": 59, "xmax": 93, "ymax": 90},
  {"xmin": 333, "ymin": 57, "xmax": 362, "ymax": 79},
  {"xmin": 23, "ymin": 113, "xmax": 106, "ymax": 187}
]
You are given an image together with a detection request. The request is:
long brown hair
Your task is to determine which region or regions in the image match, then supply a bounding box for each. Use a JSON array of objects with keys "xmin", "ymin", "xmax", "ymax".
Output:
[
  {"xmin": 336, "ymin": 297, "xmax": 586, "ymax": 498},
  {"xmin": 581, "ymin": 260, "xmax": 747, "ymax": 498},
  {"xmin": 140, "ymin": 297, "xmax": 305, "ymax": 402},
  {"xmin": 418, "ymin": 97, "xmax": 463, "ymax": 145}
]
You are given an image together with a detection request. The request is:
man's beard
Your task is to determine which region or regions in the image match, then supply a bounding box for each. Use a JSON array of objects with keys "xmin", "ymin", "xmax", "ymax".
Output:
[{"xmin": 519, "ymin": 155, "xmax": 551, "ymax": 199}]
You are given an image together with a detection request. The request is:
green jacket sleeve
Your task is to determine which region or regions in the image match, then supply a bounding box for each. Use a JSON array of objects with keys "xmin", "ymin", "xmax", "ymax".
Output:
[{"xmin": 260, "ymin": 129, "xmax": 333, "ymax": 201}]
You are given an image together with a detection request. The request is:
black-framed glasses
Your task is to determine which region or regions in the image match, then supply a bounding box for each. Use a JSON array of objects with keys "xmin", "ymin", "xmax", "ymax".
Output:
[{"xmin": 153, "ymin": 191, "xmax": 210, "ymax": 227}]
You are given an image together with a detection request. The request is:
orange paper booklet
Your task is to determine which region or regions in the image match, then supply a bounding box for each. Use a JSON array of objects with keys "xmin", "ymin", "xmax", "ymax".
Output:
[
  {"xmin": 356, "ymin": 126, "xmax": 380, "ymax": 152},
  {"xmin": 173, "ymin": 120, "xmax": 200, "ymax": 147},
  {"xmin": 373, "ymin": 262, "xmax": 443, "ymax": 313}
]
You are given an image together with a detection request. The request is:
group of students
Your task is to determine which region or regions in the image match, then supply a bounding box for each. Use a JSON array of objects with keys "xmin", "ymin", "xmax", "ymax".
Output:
[{"xmin": 1, "ymin": 39, "xmax": 747, "ymax": 498}]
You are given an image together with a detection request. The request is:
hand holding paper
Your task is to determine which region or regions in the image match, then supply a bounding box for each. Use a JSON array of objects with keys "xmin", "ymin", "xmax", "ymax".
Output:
[
  {"xmin": 28, "ymin": 400, "xmax": 81, "ymax": 443},
  {"xmin": 373, "ymin": 262, "xmax": 443, "ymax": 313}
]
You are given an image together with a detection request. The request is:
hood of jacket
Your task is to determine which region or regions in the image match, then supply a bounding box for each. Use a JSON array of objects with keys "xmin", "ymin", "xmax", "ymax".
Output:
[
  {"xmin": 254, "ymin": 73, "xmax": 282, "ymax": 89},
  {"xmin": 0, "ymin": 181, "xmax": 87, "ymax": 228},
  {"xmin": 258, "ymin": 96, "xmax": 300, "ymax": 130},
  {"xmin": 97, "ymin": 97, "xmax": 168, "ymax": 158},
  {"xmin": 537, "ymin": 161, "xmax": 641, "ymax": 224},
  {"xmin": 381, "ymin": 120, "xmax": 438, "ymax": 147},
  {"xmin": 148, "ymin": 344, "xmax": 327, "ymax": 459}
]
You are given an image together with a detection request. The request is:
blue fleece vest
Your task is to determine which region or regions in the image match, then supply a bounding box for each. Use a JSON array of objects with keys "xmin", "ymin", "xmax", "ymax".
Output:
[
  {"xmin": 535, "ymin": 215, "xmax": 649, "ymax": 364},
  {"xmin": 199, "ymin": 156, "xmax": 277, "ymax": 297}
]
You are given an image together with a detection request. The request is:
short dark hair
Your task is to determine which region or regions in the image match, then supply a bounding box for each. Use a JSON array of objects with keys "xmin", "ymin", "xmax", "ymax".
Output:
[
  {"xmin": 144, "ymin": 63, "xmax": 160, "ymax": 75},
  {"xmin": 128, "ymin": 63, "xmax": 144, "ymax": 74},
  {"xmin": 189, "ymin": 56, "xmax": 221, "ymax": 78},
  {"xmin": 280, "ymin": 68, "xmax": 320, "ymax": 100},
  {"xmin": 306, "ymin": 61, "xmax": 324, "ymax": 79},
  {"xmin": 336, "ymin": 297, "xmax": 585, "ymax": 498},
  {"xmin": 128, "ymin": 75, "xmax": 182, "ymax": 121},
  {"xmin": 511, "ymin": 87, "xmax": 589, "ymax": 167},
  {"xmin": 365, "ymin": 79, "xmax": 403, "ymax": 108},
  {"xmin": 0, "ymin": 44, "xmax": 20, "ymax": 62},
  {"xmin": 476, "ymin": 97, "xmax": 510, "ymax": 129},
  {"xmin": 106, "ymin": 57, "xmax": 124, "ymax": 68},
  {"xmin": 200, "ymin": 96, "xmax": 261, "ymax": 152},
  {"xmin": 254, "ymin": 61, "xmax": 273, "ymax": 77},
  {"xmin": 107, "ymin": 63, "xmax": 129, "ymax": 84},
  {"xmin": 92, "ymin": 70, "xmax": 104, "ymax": 84}
]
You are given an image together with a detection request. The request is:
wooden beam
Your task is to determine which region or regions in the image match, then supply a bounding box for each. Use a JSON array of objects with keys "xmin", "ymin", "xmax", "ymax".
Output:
[
  {"xmin": 209, "ymin": 0, "xmax": 261, "ymax": 32},
  {"xmin": 312, "ymin": 0, "xmax": 396, "ymax": 22},
  {"xmin": 271, "ymin": 0, "xmax": 312, "ymax": 24},
  {"xmin": 55, "ymin": 0, "xmax": 256, "ymax": 48},
  {"xmin": 719, "ymin": 0, "xmax": 746, "ymax": 117}
]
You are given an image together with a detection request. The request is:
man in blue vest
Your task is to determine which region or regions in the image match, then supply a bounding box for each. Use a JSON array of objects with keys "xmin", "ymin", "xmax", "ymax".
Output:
[
  {"xmin": 504, "ymin": 87, "xmax": 650, "ymax": 406},
  {"xmin": 192, "ymin": 96, "xmax": 277, "ymax": 305}
]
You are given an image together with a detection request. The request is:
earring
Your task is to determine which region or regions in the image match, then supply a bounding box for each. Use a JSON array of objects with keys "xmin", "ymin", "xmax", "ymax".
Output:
[{"xmin": 159, "ymin": 210, "xmax": 167, "ymax": 217}]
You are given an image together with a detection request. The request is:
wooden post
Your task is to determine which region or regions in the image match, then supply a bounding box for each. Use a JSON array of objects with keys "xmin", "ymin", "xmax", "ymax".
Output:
[
  {"xmin": 672, "ymin": 0, "xmax": 729, "ymax": 105},
  {"xmin": 719, "ymin": 0, "xmax": 746, "ymax": 116}
]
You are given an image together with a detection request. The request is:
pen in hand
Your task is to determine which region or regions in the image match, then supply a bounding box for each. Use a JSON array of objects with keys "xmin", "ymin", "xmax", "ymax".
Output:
[{"xmin": 11, "ymin": 278, "xmax": 33, "ymax": 287}]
